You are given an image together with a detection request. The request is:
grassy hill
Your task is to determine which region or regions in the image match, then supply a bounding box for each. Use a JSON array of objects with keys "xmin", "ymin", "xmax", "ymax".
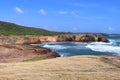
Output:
[{"xmin": 0, "ymin": 21, "xmax": 61, "ymax": 36}]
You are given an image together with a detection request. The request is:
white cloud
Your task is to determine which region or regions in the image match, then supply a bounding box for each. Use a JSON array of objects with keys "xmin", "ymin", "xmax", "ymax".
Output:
[
  {"xmin": 70, "ymin": 2, "xmax": 99, "ymax": 8},
  {"xmin": 14, "ymin": 7, "xmax": 23, "ymax": 14},
  {"xmin": 72, "ymin": 27, "xmax": 78, "ymax": 31},
  {"xmin": 38, "ymin": 8, "xmax": 46, "ymax": 15},
  {"xmin": 58, "ymin": 11, "xmax": 68, "ymax": 14},
  {"xmin": 108, "ymin": 27, "xmax": 114, "ymax": 31},
  {"xmin": 80, "ymin": 16, "xmax": 105, "ymax": 20},
  {"xmin": 71, "ymin": 11, "xmax": 79, "ymax": 17}
]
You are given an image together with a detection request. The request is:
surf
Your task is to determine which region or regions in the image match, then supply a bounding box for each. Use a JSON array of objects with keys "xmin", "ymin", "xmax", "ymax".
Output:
[{"xmin": 40, "ymin": 36, "xmax": 120, "ymax": 57}]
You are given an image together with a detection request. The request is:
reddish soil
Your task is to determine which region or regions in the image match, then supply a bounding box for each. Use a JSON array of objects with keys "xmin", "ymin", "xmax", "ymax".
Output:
[{"xmin": 0, "ymin": 44, "xmax": 60, "ymax": 63}]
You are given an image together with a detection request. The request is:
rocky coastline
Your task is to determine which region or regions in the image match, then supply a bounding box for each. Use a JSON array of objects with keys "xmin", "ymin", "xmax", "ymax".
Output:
[
  {"xmin": 0, "ymin": 44, "xmax": 60, "ymax": 63},
  {"xmin": 0, "ymin": 34, "xmax": 109, "ymax": 63},
  {"xmin": 0, "ymin": 34, "xmax": 109, "ymax": 45}
]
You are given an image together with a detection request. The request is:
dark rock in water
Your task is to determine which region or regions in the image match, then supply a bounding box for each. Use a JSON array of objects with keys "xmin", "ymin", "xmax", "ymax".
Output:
[{"xmin": 94, "ymin": 34, "xmax": 109, "ymax": 42}]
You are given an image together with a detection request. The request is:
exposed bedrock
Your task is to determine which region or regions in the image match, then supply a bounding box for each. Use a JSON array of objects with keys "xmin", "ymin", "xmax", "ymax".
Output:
[
  {"xmin": 0, "ymin": 34, "xmax": 109, "ymax": 45},
  {"xmin": 0, "ymin": 44, "xmax": 60, "ymax": 62},
  {"xmin": 40, "ymin": 34, "xmax": 109, "ymax": 42}
]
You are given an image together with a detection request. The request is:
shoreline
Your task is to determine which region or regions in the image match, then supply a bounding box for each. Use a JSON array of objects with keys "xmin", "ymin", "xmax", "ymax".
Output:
[{"xmin": 0, "ymin": 34, "xmax": 109, "ymax": 63}]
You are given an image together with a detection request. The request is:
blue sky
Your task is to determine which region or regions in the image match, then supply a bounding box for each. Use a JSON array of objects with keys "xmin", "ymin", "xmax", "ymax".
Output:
[{"xmin": 0, "ymin": 0, "xmax": 120, "ymax": 33}]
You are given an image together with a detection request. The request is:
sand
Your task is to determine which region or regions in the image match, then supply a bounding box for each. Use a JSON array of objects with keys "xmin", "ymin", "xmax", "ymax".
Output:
[{"xmin": 0, "ymin": 56, "xmax": 119, "ymax": 80}]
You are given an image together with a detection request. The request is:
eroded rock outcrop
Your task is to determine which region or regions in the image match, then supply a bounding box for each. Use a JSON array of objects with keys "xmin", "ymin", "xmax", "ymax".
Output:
[
  {"xmin": 0, "ymin": 36, "xmax": 41, "ymax": 45},
  {"xmin": 16, "ymin": 36, "xmax": 41, "ymax": 44},
  {"xmin": 0, "ymin": 34, "xmax": 109, "ymax": 45},
  {"xmin": 57, "ymin": 34, "xmax": 109, "ymax": 42},
  {"xmin": 39, "ymin": 36, "xmax": 58, "ymax": 42},
  {"xmin": 0, "ymin": 44, "xmax": 60, "ymax": 62}
]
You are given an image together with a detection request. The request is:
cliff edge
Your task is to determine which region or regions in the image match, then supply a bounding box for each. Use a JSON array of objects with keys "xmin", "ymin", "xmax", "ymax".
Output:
[{"xmin": 0, "ymin": 34, "xmax": 109, "ymax": 45}]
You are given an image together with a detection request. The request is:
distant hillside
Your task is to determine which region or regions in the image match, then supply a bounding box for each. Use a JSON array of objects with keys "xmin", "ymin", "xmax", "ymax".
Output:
[
  {"xmin": 0, "ymin": 21, "xmax": 61, "ymax": 36},
  {"xmin": 107, "ymin": 34, "xmax": 120, "ymax": 36}
]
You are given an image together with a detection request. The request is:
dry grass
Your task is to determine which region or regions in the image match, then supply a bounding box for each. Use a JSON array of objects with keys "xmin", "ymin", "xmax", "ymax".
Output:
[{"xmin": 0, "ymin": 56, "xmax": 120, "ymax": 80}]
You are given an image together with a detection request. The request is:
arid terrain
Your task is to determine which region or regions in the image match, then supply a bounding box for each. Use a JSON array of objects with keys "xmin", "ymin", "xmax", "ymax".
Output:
[
  {"xmin": 0, "ymin": 44, "xmax": 60, "ymax": 63},
  {"xmin": 0, "ymin": 56, "xmax": 120, "ymax": 80}
]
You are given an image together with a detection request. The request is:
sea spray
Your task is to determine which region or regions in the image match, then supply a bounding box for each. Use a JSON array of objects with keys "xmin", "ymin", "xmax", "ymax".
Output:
[{"xmin": 40, "ymin": 36, "xmax": 120, "ymax": 57}]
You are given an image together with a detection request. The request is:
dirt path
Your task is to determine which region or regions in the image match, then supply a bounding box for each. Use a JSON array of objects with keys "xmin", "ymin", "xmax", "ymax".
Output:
[{"xmin": 0, "ymin": 56, "xmax": 120, "ymax": 80}]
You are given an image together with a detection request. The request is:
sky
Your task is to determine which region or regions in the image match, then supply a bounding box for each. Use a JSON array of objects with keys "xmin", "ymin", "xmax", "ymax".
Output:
[{"xmin": 0, "ymin": 0, "xmax": 120, "ymax": 33}]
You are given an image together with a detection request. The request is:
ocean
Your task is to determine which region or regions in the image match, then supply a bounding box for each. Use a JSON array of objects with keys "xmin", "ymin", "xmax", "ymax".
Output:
[{"xmin": 40, "ymin": 35, "xmax": 120, "ymax": 57}]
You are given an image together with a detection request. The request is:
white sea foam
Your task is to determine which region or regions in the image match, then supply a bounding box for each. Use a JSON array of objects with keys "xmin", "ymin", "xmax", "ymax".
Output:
[
  {"xmin": 86, "ymin": 45, "xmax": 120, "ymax": 55},
  {"xmin": 109, "ymin": 39, "xmax": 120, "ymax": 43},
  {"xmin": 90, "ymin": 41, "xmax": 113, "ymax": 45},
  {"xmin": 43, "ymin": 43, "xmax": 87, "ymax": 50},
  {"xmin": 43, "ymin": 44, "xmax": 67, "ymax": 50},
  {"xmin": 41, "ymin": 39, "xmax": 120, "ymax": 56}
]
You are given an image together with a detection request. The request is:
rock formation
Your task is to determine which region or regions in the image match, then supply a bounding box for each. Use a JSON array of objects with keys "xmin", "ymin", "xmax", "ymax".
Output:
[
  {"xmin": 0, "ymin": 44, "xmax": 60, "ymax": 62},
  {"xmin": 39, "ymin": 36, "xmax": 58, "ymax": 42},
  {"xmin": 57, "ymin": 34, "xmax": 109, "ymax": 42},
  {"xmin": 0, "ymin": 34, "xmax": 109, "ymax": 45}
]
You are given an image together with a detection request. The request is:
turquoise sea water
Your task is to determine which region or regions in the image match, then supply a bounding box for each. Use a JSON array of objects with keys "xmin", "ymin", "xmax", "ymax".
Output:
[{"xmin": 40, "ymin": 35, "xmax": 120, "ymax": 57}]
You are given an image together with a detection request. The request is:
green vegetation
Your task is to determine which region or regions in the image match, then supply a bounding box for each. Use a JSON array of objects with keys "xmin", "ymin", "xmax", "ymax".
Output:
[
  {"xmin": 0, "ymin": 21, "xmax": 61, "ymax": 36},
  {"xmin": 23, "ymin": 57, "xmax": 46, "ymax": 62}
]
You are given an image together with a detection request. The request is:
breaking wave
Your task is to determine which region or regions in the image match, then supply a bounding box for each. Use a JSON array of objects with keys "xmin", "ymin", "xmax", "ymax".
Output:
[
  {"xmin": 86, "ymin": 39, "xmax": 120, "ymax": 55},
  {"xmin": 40, "ymin": 36, "xmax": 120, "ymax": 56},
  {"xmin": 86, "ymin": 45, "xmax": 120, "ymax": 55},
  {"xmin": 43, "ymin": 44, "xmax": 68, "ymax": 50}
]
